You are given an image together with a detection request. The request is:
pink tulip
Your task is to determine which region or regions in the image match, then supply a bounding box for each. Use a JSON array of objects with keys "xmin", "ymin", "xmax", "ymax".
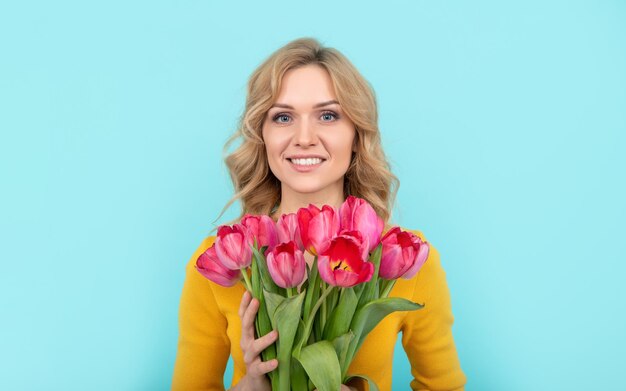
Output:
[
  {"xmin": 339, "ymin": 195, "xmax": 384, "ymax": 252},
  {"xmin": 266, "ymin": 241, "xmax": 306, "ymax": 289},
  {"xmin": 379, "ymin": 227, "xmax": 429, "ymax": 280},
  {"xmin": 196, "ymin": 245, "xmax": 241, "ymax": 287},
  {"xmin": 318, "ymin": 233, "xmax": 374, "ymax": 287},
  {"xmin": 276, "ymin": 213, "xmax": 304, "ymax": 251},
  {"xmin": 214, "ymin": 224, "xmax": 253, "ymax": 270},
  {"xmin": 241, "ymin": 214, "xmax": 279, "ymax": 251},
  {"xmin": 297, "ymin": 204, "xmax": 340, "ymax": 256}
]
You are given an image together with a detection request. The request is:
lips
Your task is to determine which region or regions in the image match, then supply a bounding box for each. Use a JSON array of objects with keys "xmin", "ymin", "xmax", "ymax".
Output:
[
  {"xmin": 287, "ymin": 157, "xmax": 326, "ymax": 172},
  {"xmin": 286, "ymin": 155, "xmax": 327, "ymax": 160},
  {"xmin": 288, "ymin": 157, "xmax": 325, "ymax": 164}
]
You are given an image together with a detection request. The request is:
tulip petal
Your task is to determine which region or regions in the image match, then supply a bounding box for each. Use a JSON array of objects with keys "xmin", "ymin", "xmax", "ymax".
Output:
[
  {"xmin": 379, "ymin": 245, "xmax": 404, "ymax": 279},
  {"xmin": 196, "ymin": 246, "xmax": 241, "ymax": 287},
  {"xmin": 265, "ymin": 241, "xmax": 306, "ymax": 288},
  {"xmin": 317, "ymin": 254, "xmax": 335, "ymax": 286},
  {"xmin": 333, "ymin": 268, "xmax": 358, "ymax": 287},
  {"xmin": 357, "ymin": 261, "xmax": 375, "ymax": 285},
  {"xmin": 402, "ymin": 242, "xmax": 429, "ymax": 279}
]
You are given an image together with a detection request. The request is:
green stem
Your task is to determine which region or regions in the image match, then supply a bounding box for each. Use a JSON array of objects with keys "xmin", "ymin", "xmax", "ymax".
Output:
[
  {"xmin": 287, "ymin": 287, "xmax": 296, "ymax": 297},
  {"xmin": 380, "ymin": 279, "xmax": 396, "ymax": 298},
  {"xmin": 321, "ymin": 282, "xmax": 327, "ymax": 331},
  {"xmin": 295, "ymin": 283, "xmax": 333, "ymax": 355},
  {"xmin": 240, "ymin": 268, "xmax": 253, "ymax": 293}
]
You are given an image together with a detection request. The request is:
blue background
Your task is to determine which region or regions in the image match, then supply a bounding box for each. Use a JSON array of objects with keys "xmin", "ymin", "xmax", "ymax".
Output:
[{"xmin": 1, "ymin": 1, "xmax": 625, "ymax": 390}]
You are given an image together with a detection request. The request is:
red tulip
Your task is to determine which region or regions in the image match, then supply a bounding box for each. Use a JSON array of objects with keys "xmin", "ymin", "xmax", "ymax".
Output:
[
  {"xmin": 214, "ymin": 224, "xmax": 253, "ymax": 270},
  {"xmin": 337, "ymin": 230, "xmax": 369, "ymax": 261},
  {"xmin": 276, "ymin": 213, "xmax": 304, "ymax": 251},
  {"xmin": 379, "ymin": 227, "xmax": 429, "ymax": 280},
  {"xmin": 196, "ymin": 245, "xmax": 241, "ymax": 287},
  {"xmin": 339, "ymin": 196, "xmax": 384, "ymax": 253},
  {"xmin": 266, "ymin": 241, "xmax": 306, "ymax": 289},
  {"xmin": 241, "ymin": 214, "xmax": 279, "ymax": 250},
  {"xmin": 297, "ymin": 204, "xmax": 340, "ymax": 256},
  {"xmin": 317, "ymin": 233, "xmax": 374, "ymax": 287}
]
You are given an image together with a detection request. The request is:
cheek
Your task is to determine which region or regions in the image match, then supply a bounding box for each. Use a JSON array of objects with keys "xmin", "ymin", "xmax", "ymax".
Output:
[
  {"xmin": 262, "ymin": 131, "xmax": 288, "ymax": 177},
  {"xmin": 264, "ymin": 137, "xmax": 285, "ymax": 162},
  {"xmin": 330, "ymin": 130, "xmax": 356, "ymax": 161}
]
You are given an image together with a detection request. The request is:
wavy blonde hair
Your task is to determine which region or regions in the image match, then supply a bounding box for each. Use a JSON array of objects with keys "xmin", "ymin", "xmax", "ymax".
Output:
[{"xmin": 212, "ymin": 37, "xmax": 399, "ymax": 233}]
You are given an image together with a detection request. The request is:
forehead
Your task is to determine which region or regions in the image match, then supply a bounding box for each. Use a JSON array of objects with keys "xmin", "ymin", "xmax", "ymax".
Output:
[{"xmin": 274, "ymin": 64, "xmax": 337, "ymax": 107}]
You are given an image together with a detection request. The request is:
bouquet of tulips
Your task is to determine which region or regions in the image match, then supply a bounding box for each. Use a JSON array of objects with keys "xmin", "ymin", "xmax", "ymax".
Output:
[{"xmin": 196, "ymin": 196, "xmax": 429, "ymax": 391}]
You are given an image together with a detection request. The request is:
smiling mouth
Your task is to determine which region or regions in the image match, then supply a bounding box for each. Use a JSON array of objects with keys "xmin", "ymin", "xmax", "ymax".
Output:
[{"xmin": 287, "ymin": 157, "xmax": 326, "ymax": 166}]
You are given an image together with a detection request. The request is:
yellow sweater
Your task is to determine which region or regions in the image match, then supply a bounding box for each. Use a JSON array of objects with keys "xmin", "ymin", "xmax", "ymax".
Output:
[{"xmin": 172, "ymin": 229, "xmax": 466, "ymax": 390}]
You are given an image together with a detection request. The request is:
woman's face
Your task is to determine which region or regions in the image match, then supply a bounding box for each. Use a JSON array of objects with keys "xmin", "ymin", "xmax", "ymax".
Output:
[{"xmin": 262, "ymin": 64, "xmax": 356, "ymax": 202}]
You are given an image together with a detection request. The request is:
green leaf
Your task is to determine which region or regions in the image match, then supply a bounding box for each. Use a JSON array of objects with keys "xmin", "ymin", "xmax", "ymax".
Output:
[
  {"xmin": 263, "ymin": 290, "xmax": 286, "ymax": 331},
  {"xmin": 293, "ymin": 282, "xmax": 334, "ymax": 358},
  {"xmin": 254, "ymin": 264, "xmax": 277, "ymax": 387},
  {"xmin": 290, "ymin": 357, "xmax": 308, "ymax": 391},
  {"xmin": 331, "ymin": 331, "xmax": 354, "ymax": 375},
  {"xmin": 353, "ymin": 297, "xmax": 423, "ymax": 342},
  {"xmin": 273, "ymin": 291, "xmax": 305, "ymax": 391},
  {"xmin": 358, "ymin": 244, "xmax": 383, "ymax": 308},
  {"xmin": 294, "ymin": 340, "xmax": 341, "ymax": 391},
  {"xmin": 251, "ymin": 256, "xmax": 261, "ymax": 300},
  {"xmin": 344, "ymin": 297, "xmax": 423, "ymax": 377},
  {"xmin": 303, "ymin": 257, "xmax": 320, "ymax": 323},
  {"xmin": 256, "ymin": 292, "xmax": 276, "ymax": 358},
  {"xmin": 328, "ymin": 286, "xmax": 339, "ymax": 314},
  {"xmin": 323, "ymin": 288, "xmax": 358, "ymax": 341},
  {"xmin": 252, "ymin": 245, "xmax": 280, "ymax": 294},
  {"xmin": 345, "ymin": 374, "xmax": 380, "ymax": 391},
  {"xmin": 302, "ymin": 261, "xmax": 311, "ymax": 292}
]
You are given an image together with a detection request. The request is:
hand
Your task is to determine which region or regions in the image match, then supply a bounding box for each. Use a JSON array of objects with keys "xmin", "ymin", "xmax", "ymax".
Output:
[{"xmin": 233, "ymin": 290, "xmax": 278, "ymax": 391}]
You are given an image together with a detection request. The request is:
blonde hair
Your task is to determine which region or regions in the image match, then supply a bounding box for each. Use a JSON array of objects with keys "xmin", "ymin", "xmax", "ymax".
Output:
[{"xmin": 212, "ymin": 37, "xmax": 399, "ymax": 233}]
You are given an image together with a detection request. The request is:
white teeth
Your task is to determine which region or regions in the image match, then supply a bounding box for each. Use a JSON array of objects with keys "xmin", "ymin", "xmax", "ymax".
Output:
[{"xmin": 290, "ymin": 158, "xmax": 323, "ymax": 166}]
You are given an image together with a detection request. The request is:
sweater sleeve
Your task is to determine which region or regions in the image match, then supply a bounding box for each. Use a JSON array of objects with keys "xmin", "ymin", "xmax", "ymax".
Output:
[
  {"xmin": 172, "ymin": 235, "xmax": 231, "ymax": 391},
  {"xmin": 401, "ymin": 234, "xmax": 466, "ymax": 391}
]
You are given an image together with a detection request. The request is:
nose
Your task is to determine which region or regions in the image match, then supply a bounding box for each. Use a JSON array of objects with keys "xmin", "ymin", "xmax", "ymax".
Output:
[{"xmin": 293, "ymin": 117, "xmax": 317, "ymax": 147}]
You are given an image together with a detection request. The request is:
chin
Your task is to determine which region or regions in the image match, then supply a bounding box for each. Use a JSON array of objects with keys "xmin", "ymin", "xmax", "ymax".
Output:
[{"xmin": 283, "ymin": 179, "xmax": 330, "ymax": 194}]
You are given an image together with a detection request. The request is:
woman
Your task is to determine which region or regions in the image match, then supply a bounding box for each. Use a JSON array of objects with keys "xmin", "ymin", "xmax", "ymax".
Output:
[{"xmin": 172, "ymin": 37, "xmax": 466, "ymax": 390}]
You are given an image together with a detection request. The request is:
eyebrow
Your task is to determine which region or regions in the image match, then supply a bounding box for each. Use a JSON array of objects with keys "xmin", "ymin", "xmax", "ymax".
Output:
[{"xmin": 269, "ymin": 100, "xmax": 340, "ymax": 110}]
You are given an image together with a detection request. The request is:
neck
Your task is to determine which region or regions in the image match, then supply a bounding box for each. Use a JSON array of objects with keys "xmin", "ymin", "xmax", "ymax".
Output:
[{"xmin": 272, "ymin": 186, "xmax": 345, "ymax": 220}]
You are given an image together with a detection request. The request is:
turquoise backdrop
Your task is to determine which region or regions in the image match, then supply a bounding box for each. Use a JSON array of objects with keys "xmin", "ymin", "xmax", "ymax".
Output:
[{"xmin": 1, "ymin": 1, "xmax": 624, "ymax": 390}]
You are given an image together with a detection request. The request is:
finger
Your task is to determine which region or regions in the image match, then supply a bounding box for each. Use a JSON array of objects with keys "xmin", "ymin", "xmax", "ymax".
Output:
[
  {"xmin": 244, "ymin": 330, "xmax": 276, "ymax": 363},
  {"xmin": 250, "ymin": 357, "xmax": 278, "ymax": 376},
  {"xmin": 241, "ymin": 298, "xmax": 259, "ymax": 344},
  {"xmin": 243, "ymin": 329, "xmax": 278, "ymax": 364},
  {"xmin": 249, "ymin": 329, "xmax": 278, "ymax": 358},
  {"xmin": 241, "ymin": 297, "xmax": 259, "ymax": 340},
  {"xmin": 238, "ymin": 290, "xmax": 251, "ymax": 318}
]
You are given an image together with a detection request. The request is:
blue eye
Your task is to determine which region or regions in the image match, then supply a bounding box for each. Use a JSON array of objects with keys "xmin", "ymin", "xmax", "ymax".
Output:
[
  {"xmin": 272, "ymin": 111, "xmax": 339, "ymax": 124},
  {"xmin": 321, "ymin": 111, "xmax": 339, "ymax": 121},
  {"xmin": 273, "ymin": 113, "xmax": 291, "ymax": 123}
]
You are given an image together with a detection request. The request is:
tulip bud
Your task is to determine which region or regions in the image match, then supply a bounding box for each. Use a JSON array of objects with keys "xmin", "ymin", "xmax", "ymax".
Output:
[
  {"xmin": 379, "ymin": 227, "xmax": 429, "ymax": 280},
  {"xmin": 297, "ymin": 204, "xmax": 340, "ymax": 255},
  {"xmin": 339, "ymin": 196, "xmax": 384, "ymax": 252},
  {"xmin": 214, "ymin": 223, "xmax": 253, "ymax": 270},
  {"xmin": 276, "ymin": 213, "xmax": 304, "ymax": 251},
  {"xmin": 196, "ymin": 244, "xmax": 242, "ymax": 287},
  {"xmin": 266, "ymin": 241, "xmax": 306, "ymax": 289},
  {"xmin": 241, "ymin": 214, "xmax": 279, "ymax": 251}
]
